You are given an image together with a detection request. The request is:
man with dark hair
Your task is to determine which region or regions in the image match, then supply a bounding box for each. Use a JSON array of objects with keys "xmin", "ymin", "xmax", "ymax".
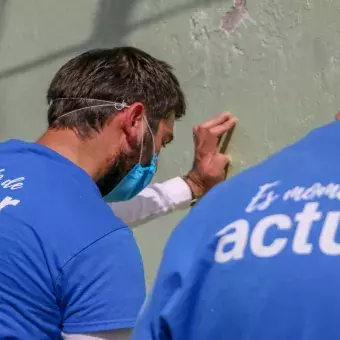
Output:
[
  {"xmin": 133, "ymin": 115, "xmax": 340, "ymax": 340},
  {"xmin": 0, "ymin": 47, "xmax": 235, "ymax": 339},
  {"xmin": 109, "ymin": 109, "xmax": 235, "ymax": 228}
]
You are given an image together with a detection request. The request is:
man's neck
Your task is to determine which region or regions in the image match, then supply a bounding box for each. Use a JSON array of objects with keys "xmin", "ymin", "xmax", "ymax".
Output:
[{"xmin": 37, "ymin": 129, "xmax": 117, "ymax": 182}]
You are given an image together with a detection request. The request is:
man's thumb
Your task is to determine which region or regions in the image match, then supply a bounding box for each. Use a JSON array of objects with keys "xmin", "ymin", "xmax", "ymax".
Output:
[{"xmin": 216, "ymin": 153, "xmax": 232, "ymax": 167}]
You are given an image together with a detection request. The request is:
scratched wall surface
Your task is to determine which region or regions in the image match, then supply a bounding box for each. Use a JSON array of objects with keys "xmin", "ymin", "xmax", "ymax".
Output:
[{"xmin": 0, "ymin": 0, "xmax": 339, "ymax": 287}]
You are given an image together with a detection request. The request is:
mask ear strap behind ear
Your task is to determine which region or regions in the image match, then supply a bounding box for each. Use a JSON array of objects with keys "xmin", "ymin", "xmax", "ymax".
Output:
[
  {"xmin": 138, "ymin": 117, "xmax": 155, "ymax": 164},
  {"xmin": 51, "ymin": 98, "xmax": 130, "ymax": 121},
  {"xmin": 138, "ymin": 119, "xmax": 144, "ymax": 164},
  {"xmin": 144, "ymin": 117, "xmax": 156, "ymax": 155}
]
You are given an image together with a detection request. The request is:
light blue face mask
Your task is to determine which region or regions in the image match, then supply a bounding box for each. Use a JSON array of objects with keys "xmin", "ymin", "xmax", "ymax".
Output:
[
  {"xmin": 104, "ymin": 116, "xmax": 158, "ymax": 203},
  {"xmin": 51, "ymin": 97, "xmax": 158, "ymax": 203}
]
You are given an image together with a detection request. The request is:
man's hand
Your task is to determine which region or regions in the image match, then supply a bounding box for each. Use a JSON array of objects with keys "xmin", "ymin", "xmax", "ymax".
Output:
[{"xmin": 184, "ymin": 112, "xmax": 237, "ymax": 200}]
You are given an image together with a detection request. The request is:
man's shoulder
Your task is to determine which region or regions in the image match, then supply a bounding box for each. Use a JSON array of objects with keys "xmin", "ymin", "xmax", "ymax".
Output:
[
  {"xmin": 46, "ymin": 196, "xmax": 129, "ymax": 269},
  {"xmin": 0, "ymin": 138, "xmax": 119, "ymax": 231},
  {"xmin": 0, "ymin": 139, "xmax": 130, "ymax": 268}
]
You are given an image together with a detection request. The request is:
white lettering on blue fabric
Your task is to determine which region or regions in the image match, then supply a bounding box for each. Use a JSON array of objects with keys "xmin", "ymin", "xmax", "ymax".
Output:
[
  {"xmin": 215, "ymin": 181, "xmax": 340, "ymax": 263},
  {"xmin": 0, "ymin": 168, "xmax": 24, "ymax": 212}
]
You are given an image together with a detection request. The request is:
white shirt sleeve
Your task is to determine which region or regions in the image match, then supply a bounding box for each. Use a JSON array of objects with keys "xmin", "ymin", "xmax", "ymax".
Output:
[{"xmin": 108, "ymin": 177, "xmax": 192, "ymax": 227}]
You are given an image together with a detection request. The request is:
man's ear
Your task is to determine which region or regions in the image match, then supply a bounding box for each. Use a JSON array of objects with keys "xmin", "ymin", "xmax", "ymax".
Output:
[
  {"xmin": 121, "ymin": 102, "xmax": 145, "ymax": 145},
  {"xmin": 336, "ymin": 112, "xmax": 340, "ymax": 120}
]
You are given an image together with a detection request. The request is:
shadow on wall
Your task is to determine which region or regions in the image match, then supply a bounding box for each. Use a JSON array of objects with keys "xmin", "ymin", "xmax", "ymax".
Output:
[
  {"xmin": 0, "ymin": 0, "xmax": 137, "ymax": 80},
  {"xmin": 0, "ymin": 0, "xmax": 229, "ymax": 80}
]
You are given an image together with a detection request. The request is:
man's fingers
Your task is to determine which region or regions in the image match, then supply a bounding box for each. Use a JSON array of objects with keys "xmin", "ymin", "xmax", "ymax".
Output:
[
  {"xmin": 193, "ymin": 125, "xmax": 209, "ymax": 143},
  {"xmin": 213, "ymin": 153, "xmax": 232, "ymax": 169},
  {"xmin": 210, "ymin": 117, "xmax": 237, "ymax": 137},
  {"xmin": 224, "ymin": 155, "xmax": 232, "ymax": 178},
  {"xmin": 193, "ymin": 114, "xmax": 237, "ymax": 153},
  {"xmin": 214, "ymin": 153, "xmax": 232, "ymax": 178},
  {"xmin": 220, "ymin": 153, "xmax": 232, "ymax": 165},
  {"xmin": 194, "ymin": 116, "xmax": 237, "ymax": 140},
  {"xmin": 199, "ymin": 112, "xmax": 232, "ymax": 129},
  {"xmin": 336, "ymin": 112, "xmax": 340, "ymax": 120}
]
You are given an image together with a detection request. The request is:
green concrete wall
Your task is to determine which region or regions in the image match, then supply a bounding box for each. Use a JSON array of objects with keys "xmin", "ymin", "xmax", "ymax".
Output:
[{"xmin": 0, "ymin": 0, "xmax": 338, "ymax": 286}]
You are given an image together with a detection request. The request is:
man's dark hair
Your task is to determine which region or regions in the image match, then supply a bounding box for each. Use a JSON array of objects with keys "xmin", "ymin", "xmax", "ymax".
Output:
[{"xmin": 47, "ymin": 47, "xmax": 186, "ymax": 138}]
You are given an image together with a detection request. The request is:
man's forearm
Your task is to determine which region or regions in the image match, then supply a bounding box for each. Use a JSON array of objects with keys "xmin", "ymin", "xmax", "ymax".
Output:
[{"xmin": 109, "ymin": 177, "xmax": 192, "ymax": 227}]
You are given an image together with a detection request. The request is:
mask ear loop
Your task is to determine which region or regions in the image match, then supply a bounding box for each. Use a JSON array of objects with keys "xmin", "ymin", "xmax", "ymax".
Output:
[
  {"xmin": 139, "ymin": 119, "xmax": 144, "ymax": 164},
  {"xmin": 52, "ymin": 98, "xmax": 129, "ymax": 106},
  {"xmin": 56, "ymin": 104, "xmax": 128, "ymax": 120},
  {"xmin": 144, "ymin": 117, "xmax": 156, "ymax": 156},
  {"xmin": 51, "ymin": 98, "xmax": 130, "ymax": 121},
  {"xmin": 138, "ymin": 117, "xmax": 156, "ymax": 165}
]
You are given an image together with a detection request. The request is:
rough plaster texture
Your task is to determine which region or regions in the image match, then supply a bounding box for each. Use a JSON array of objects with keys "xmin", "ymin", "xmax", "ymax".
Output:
[{"xmin": 0, "ymin": 0, "xmax": 339, "ymax": 286}]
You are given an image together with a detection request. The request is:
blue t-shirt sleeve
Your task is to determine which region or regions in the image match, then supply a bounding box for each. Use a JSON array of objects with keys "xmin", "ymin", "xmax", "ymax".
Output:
[
  {"xmin": 132, "ymin": 195, "xmax": 222, "ymax": 340},
  {"xmin": 132, "ymin": 181, "xmax": 243, "ymax": 340},
  {"xmin": 58, "ymin": 227, "xmax": 146, "ymax": 334}
]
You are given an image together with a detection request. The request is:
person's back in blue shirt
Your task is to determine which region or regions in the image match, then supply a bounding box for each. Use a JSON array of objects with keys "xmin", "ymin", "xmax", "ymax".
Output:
[
  {"xmin": 133, "ymin": 121, "xmax": 340, "ymax": 340},
  {"xmin": 0, "ymin": 139, "xmax": 145, "ymax": 338},
  {"xmin": 0, "ymin": 46, "xmax": 192, "ymax": 339}
]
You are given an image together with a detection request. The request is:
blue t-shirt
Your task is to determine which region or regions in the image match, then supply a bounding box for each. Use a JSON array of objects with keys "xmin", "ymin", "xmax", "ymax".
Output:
[
  {"xmin": 133, "ymin": 121, "xmax": 340, "ymax": 340},
  {"xmin": 0, "ymin": 139, "xmax": 145, "ymax": 339}
]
